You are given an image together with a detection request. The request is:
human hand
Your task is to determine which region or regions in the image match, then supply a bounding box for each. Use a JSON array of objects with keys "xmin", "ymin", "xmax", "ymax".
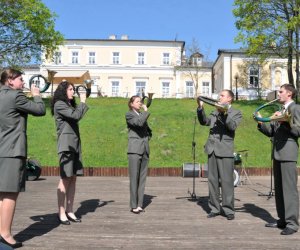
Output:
[
  {"xmin": 141, "ymin": 104, "xmax": 148, "ymax": 112},
  {"xmin": 79, "ymin": 92, "xmax": 86, "ymax": 103},
  {"xmin": 31, "ymin": 84, "xmax": 40, "ymax": 97}
]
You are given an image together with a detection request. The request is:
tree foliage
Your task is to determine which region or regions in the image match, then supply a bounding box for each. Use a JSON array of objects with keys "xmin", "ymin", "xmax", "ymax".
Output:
[
  {"xmin": 233, "ymin": 0, "xmax": 300, "ymax": 89},
  {"xmin": 0, "ymin": 0, "xmax": 64, "ymax": 67}
]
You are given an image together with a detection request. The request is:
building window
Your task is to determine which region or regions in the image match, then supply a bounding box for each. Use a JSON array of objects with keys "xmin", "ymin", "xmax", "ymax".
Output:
[
  {"xmin": 202, "ymin": 82, "xmax": 210, "ymax": 96},
  {"xmin": 54, "ymin": 51, "xmax": 61, "ymax": 64},
  {"xmin": 71, "ymin": 51, "xmax": 79, "ymax": 64},
  {"xmin": 136, "ymin": 81, "xmax": 146, "ymax": 96},
  {"xmin": 249, "ymin": 66, "xmax": 259, "ymax": 88},
  {"xmin": 138, "ymin": 52, "xmax": 145, "ymax": 65},
  {"xmin": 112, "ymin": 52, "xmax": 120, "ymax": 64},
  {"xmin": 185, "ymin": 81, "xmax": 194, "ymax": 97},
  {"xmin": 111, "ymin": 81, "xmax": 119, "ymax": 97},
  {"xmin": 89, "ymin": 52, "xmax": 96, "ymax": 64},
  {"xmin": 162, "ymin": 82, "xmax": 170, "ymax": 97},
  {"xmin": 162, "ymin": 53, "xmax": 170, "ymax": 65}
]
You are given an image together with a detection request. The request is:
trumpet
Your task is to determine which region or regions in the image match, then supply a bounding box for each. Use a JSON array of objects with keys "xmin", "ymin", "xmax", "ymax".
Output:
[
  {"xmin": 75, "ymin": 79, "xmax": 92, "ymax": 98},
  {"xmin": 28, "ymin": 69, "xmax": 56, "ymax": 93},
  {"xmin": 141, "ymin": 89, "xmax": 154, "ymax": 108},
  {"xmin": 198, "ymin": 96, "xmax": 229, "ymax": 113},
  {"xmin": 28, "ymin": 74, "xmax": 50, "ymax": 93},
  {"xmin": 253, "ymin": 98, "xmax": 291, "ymax": 123}
]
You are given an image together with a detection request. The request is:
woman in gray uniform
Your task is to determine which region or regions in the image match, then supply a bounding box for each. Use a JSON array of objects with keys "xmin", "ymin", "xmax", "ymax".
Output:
[
  {"xmin": 0, "ymin": 68, "xmax": 45, "ymax": 248},
  {"xmin": 126, "ymin": 95, "xmax": 152, "ymax": 214},
  {"xmin": 51, "ymin": 81, "xmax": 88, "ymax": 225}
]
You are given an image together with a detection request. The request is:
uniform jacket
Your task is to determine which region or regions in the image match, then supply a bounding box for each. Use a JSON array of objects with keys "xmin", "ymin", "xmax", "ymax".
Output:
[
  {"xmin": 0, "ymin": 85, "xmax": 46, "ymax": 157},
  {"xmin": 258, "ymin": 102, "xmax": 300, "ymax": 161},
  {"xmin": 54, "ymin": 100, "xmax": 89, "ymax": 153},
  {"xmin": 197, "ymin": 107, "xmax": 242, "ymax": 157},
  {"xmin": 126, "ymin": 110, "xmax": 152, "ymax": 155}
]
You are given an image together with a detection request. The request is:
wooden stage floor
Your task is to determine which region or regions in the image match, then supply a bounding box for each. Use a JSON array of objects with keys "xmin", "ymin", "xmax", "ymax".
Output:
[{"xmin": 5, "ymin": 176, "xmax": 300, "ymax": 250}]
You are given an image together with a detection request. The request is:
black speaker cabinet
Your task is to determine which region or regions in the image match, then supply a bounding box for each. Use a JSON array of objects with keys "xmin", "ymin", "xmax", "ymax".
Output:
[{"xmin": 182, "ymin": 163, "xmax": 200, "ymax": 177}]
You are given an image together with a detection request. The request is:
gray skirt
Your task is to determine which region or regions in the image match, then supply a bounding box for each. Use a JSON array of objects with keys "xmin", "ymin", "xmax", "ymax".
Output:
[
  {"xmin": 0, "ymin": 157, "xmax": 26, "ymax": 192},
  {"xmin": 59, "ymin": 152, "xmax": 83, "ymax": 178}
]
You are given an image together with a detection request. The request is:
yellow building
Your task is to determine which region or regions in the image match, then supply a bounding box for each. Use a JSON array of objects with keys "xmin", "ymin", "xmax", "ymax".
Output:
[{"xmin": 24, "ymin": 38, "xmax": 292, "ymax": 100}]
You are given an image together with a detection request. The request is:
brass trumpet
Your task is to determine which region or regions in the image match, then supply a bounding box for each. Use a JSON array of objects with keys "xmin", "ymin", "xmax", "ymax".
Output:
[
  {"xmin": 253, "ymin": 98, "xmax": 291, "ymax": 123},
  {"xmin": 141, "ymin": 89, "xmax": 154, "ymax": 108},
  {"xmin": 198, "ymin": 96, "xmax": 229, "ymax": 113},
  {"xmin": 76, "ymin": 79, "xmax": 92, "ymax": 98}
]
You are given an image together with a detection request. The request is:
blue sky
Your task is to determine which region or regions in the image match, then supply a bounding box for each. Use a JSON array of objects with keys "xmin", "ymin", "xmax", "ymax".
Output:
[{"xmin": 41, "ymin": 0, "xmax": 241, "ymax": 61}]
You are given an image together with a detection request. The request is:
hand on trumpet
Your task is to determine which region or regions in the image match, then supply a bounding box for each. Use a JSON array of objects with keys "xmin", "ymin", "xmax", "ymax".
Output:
[
  {"xmin": 253, "ymin": 111, "xmax": 263, "ymax": 125},
  {"xmin": 141, "ymin": 103, "xmax": 148, "ymax": 112},
  {"xmin": 197, "ymin": 98, "xmax": 204, "ymax": 109},
  {"xmin": 79, "ymin": 92, "xmax": 86, "ymax": 103},
  {"xmin": 30, "ymin": 84, "xmax": 41, "ymax": 97}
]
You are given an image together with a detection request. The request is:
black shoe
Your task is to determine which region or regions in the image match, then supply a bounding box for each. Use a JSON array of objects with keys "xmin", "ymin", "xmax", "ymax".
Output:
[
  {"xmin": 130, "ymin": 208, "xmax": 140, "ymax": 214},
  {"xmin": 265, "ymin": 222, "xmax": 285, "ymax": 229},
  {"xmin": 66, "ymin": 212, "xmax": 81, "ymax": 223},
  {"xmin": 57, "ymin": 215, "xmax": 70, "ymax": 225},
  {"xmin": 0, "ymin": 236, "xmax": 23, "ymax": 248},
  {"xmin": 281, "ymin": 227, "xmax": 297, "ymax": 235},
  {"xmin": 207, "ymin": 212, "xmax": 220, "ymax": 218},
  {"xmin": 227, "ymin": 214, "xmax": 235, "ymax": 220}
]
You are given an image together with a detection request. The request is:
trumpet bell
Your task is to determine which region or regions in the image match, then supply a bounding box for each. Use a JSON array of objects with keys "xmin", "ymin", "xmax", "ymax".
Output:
[{"xmin": 75, "ymin": 80, "xmax": 93, "ymax": 98}]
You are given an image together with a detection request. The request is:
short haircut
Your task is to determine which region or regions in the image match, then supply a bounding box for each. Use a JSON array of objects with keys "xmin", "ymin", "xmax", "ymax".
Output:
[
  {"xmin": 223, "ymin": 89, "xmax": 235, "ymax": 103},
  {"xmin": 281, "ymin": 83, "xmax": 297, "ymax": 98}
]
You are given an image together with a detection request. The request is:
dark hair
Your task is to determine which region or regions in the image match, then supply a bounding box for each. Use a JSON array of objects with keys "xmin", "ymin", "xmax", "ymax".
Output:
[
  {"xmin": 281, "ymin": 83, "xmax": 297, "ymax": 98},
  {"xmin": 223, "ymin": 89, "xmax": 234, "ymax": 103},
  {"xmin": 128, "ymin": 95, "xmax": 140, "ymax": 110},
  {"xmin": 0, "ymin": 68, "xmax": 23, "ymax": 85},
  {"xmin": 50, "ymin": 81, "xmax": 76, "ymax": 116}
]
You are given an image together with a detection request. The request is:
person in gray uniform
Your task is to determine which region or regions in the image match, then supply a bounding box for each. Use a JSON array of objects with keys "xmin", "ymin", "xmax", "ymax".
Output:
[
  {"xmin": 257, "ymin": 84, "xmax": 300, "ymax": 235},
  {"xmin": 0, "ymin": 68, "xmax": 45, "ymax": 248},
  {"xmin": 51, "ymin": 81, "xmax": 88, "ymax": 225},
  {"xmin": 126, "ymin": 95, "xmax": 152, "ymax": 214},
  {"xmin": 197, "ymin": 89, "xmax": 242, "ymax": 220}
]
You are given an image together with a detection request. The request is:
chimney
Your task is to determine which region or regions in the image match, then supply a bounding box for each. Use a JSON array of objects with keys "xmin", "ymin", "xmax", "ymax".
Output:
[{"xmin": 109, "ymin": 34, "xmax": 117, "ymax": 40}]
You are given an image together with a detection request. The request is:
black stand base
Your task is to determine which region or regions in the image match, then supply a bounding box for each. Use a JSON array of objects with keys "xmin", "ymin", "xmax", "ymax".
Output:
[{"xmin": 258, "ymin": 190, "xmax": 274, "ymax": 200}]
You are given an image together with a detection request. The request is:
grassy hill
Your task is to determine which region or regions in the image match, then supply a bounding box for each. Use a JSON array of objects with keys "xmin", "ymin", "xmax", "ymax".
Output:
[{"xmin": 27, "ymin": 97, "xmax": 288, "ymax": 168}]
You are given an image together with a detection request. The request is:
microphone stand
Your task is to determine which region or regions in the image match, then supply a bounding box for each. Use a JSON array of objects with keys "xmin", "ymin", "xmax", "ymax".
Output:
[
  {"xmin": 258, "ymin": 138, "xmax": 274, "ymax": 199},
  {"xmin": 188, "ymin": 116, "xmax": 197, "ymax": 200}
]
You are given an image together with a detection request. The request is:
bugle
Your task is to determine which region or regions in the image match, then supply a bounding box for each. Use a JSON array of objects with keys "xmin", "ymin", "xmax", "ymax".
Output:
[
  {"xmin": 141, "ymin": 89, "xmax": 154, "ymax": 108},
  {"xmin": 76, "ymin": 79, "xmax": 92, "ymax": 98},
  {"xmin": 253, "ymin": 98, "xmax": 291, "ymax": 123},
  {"xmin": 28, "ymin": 75, "xmax": 50, "ymax": 93},
  {"xmin": 198, "ymin": 95, "xmax": 229, "ymax": 113}
]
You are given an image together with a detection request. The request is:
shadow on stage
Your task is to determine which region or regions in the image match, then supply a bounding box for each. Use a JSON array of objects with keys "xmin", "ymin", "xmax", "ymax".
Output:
[{"xmin": 15, "ymin": 198, "xmax": 113, "ymax": 243}]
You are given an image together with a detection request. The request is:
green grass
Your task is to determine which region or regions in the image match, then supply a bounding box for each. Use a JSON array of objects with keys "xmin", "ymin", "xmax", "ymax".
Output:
[{"xmin": 27, "ymin": 98, "xmax": 291, "ymax": 168}]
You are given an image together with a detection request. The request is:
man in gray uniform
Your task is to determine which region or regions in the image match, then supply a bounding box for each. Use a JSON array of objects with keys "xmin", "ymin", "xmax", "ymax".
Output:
[
  {"xmin": 257, "ymin": 84, "xmax": 300, "ymax": 235},
  {"xmin": 197, "ymin": 90, "xmax": 242, "ymax": 220}
]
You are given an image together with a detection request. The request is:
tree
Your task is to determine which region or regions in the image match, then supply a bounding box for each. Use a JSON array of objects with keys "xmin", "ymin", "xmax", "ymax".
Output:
[
  {"xmin": 0, "ymin": 0, "xmax": 64, "ymax": 68},
  {"xmin": 233, "ymin": 0, "xmax": 300, "ymax": 90}
]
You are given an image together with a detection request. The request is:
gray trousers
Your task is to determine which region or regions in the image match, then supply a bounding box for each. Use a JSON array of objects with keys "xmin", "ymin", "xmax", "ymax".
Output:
[
  {"xmin": 128, "ymin": 153, "xmax": 149, "ymax": 209},
  {"xmin": 273, "ymin": 160, "xmax": 299, "ymax": 231},
  {"xmin": 207, "ymin": 152, "xmax": 234, "ymax": 216}
]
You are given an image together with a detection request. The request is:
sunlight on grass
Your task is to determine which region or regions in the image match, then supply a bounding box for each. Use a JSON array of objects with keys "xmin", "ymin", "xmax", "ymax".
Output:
[{"xmin": 26, "ymin": 98, "xmax": 296, "ymax": 168}]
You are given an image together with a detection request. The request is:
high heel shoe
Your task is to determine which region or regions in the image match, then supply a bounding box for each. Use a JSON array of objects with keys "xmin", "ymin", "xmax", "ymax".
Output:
[
  {"xmin": 0, "ymin": 235, "xmax": 23, "ymax": 248},
  {"xmin": 66, "ymin": 212, "xmax": 81, "ymax": 223},
  {"xmin": 57, "ymin": 215, "xmax": 70, "ymax": 225}
]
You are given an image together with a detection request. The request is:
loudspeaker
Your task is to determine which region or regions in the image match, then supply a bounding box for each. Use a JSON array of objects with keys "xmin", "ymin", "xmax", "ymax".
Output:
[{"xmin": 182, "ymin": 163, "xmax": 200, "ymax": 177}]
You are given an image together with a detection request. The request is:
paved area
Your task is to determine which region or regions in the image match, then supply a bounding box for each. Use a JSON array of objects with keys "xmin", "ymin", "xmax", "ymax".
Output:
[{"xmin": 5, "ymin": 176, "xmax": 300, "ymax": 249}]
